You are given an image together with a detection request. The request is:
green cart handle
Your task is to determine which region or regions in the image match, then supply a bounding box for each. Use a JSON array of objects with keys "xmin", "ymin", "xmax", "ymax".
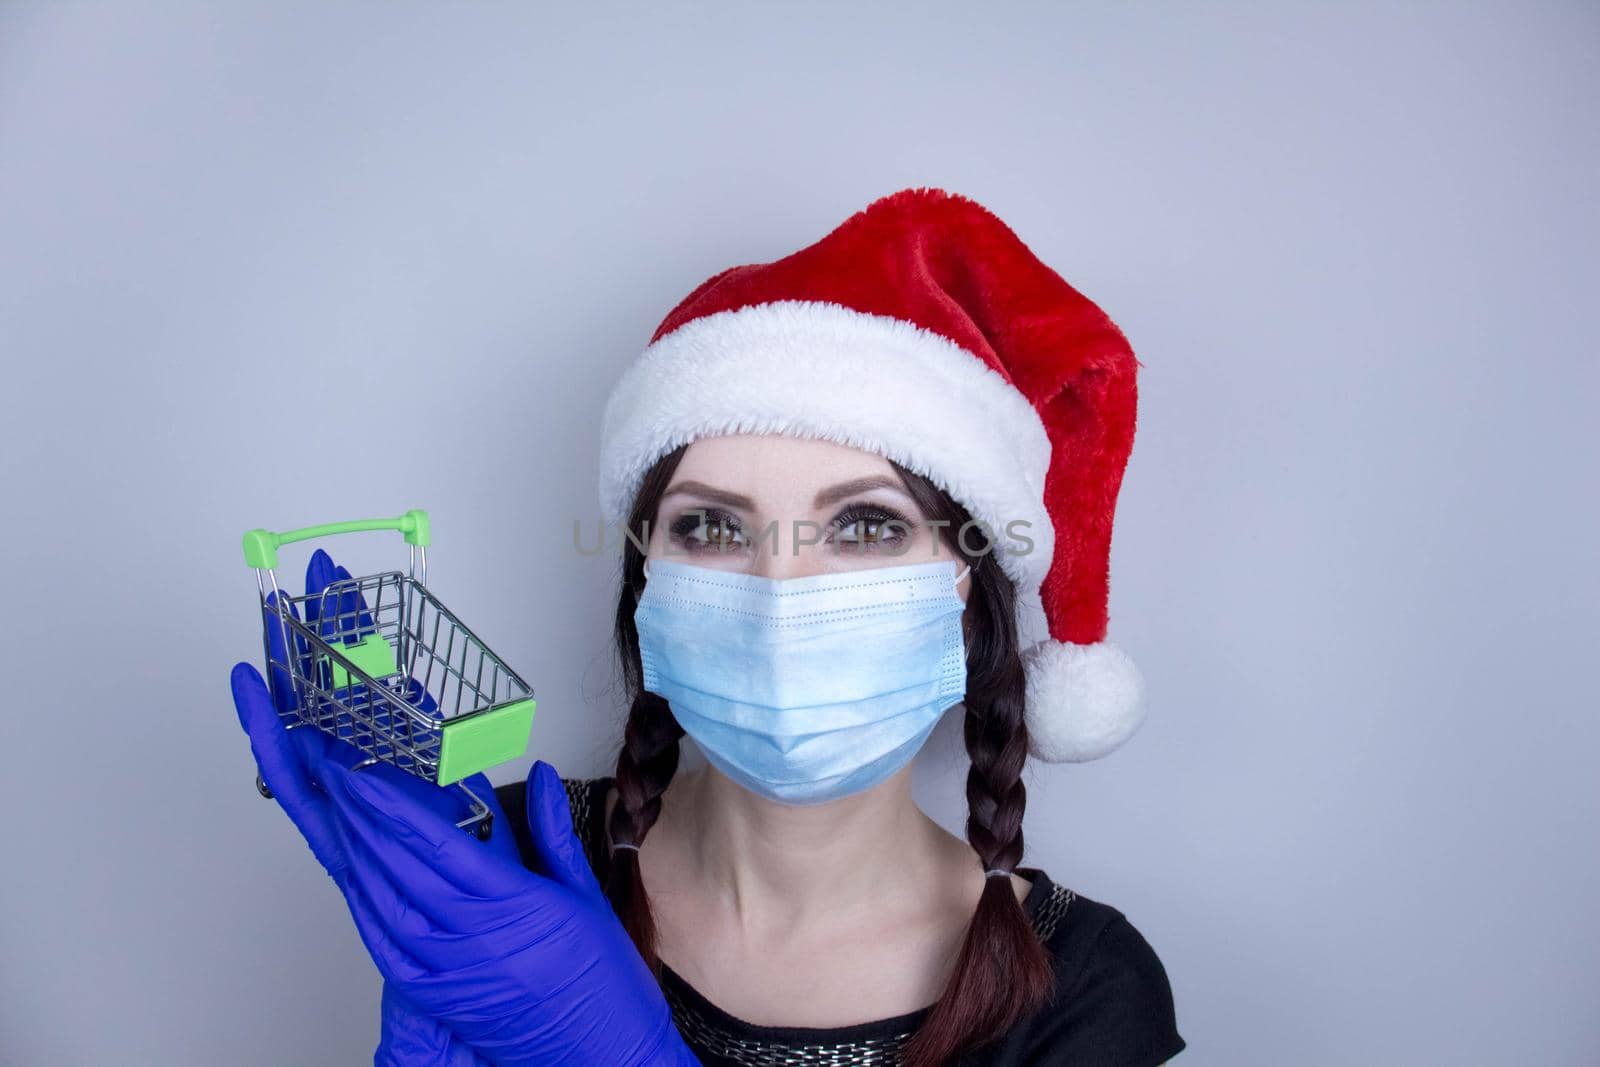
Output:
[{"xmin": 242, "ymin": 509, "xmax": 431, "ymax": 570}]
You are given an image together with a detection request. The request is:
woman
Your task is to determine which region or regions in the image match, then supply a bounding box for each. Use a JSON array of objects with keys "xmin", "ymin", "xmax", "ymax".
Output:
[{"xmin": 231, "ymin": 186, "xmax": 1184, "ymax": 1066}]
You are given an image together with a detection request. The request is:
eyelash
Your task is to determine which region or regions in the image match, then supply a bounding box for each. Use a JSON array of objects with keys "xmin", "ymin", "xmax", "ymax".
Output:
[{"xmin": 665, "ymin": 504, "xmax": 915, "ymax": 554}]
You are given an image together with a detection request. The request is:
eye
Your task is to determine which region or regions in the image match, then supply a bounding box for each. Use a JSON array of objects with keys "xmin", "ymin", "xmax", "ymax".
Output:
[
  {"xmin": 830, "ymin": 503, "xmax": 913, "ymax": 552},
  {"xmin": 667, "ymin": 507, "xmax": 747, "ymax": 554}
]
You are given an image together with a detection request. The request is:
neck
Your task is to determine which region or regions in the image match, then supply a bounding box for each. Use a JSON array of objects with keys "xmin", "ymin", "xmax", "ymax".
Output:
[{"xmin": 663, "ymin": 762, "xmax": 942, "ymax": 934}]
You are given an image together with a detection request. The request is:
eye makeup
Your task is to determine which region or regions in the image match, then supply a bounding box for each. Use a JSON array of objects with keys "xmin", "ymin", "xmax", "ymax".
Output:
[
  {"xmin": 666, "ymin": 506, "xmax": 747, "ymax": 555},
  {"xmin": 830, "ymin": 502, "xmax": 914, "ymax": 553},
  {"xmin": 661, "ymin": 500, "xmax": 918, "ymax": 556}
]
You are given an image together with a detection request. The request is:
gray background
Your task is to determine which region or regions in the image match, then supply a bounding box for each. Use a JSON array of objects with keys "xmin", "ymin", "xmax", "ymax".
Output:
[{"xmin": 2, "ymin": 3, "xmax": 1595, "ymax": 1064}]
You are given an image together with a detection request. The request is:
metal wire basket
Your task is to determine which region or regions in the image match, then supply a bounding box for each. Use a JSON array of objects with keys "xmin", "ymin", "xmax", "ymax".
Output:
[{"xmin": 242, "ymin": 509, "xmax": 536, "ymax": 839}]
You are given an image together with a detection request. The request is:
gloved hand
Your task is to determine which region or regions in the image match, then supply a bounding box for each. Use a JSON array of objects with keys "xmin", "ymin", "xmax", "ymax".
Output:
[
  {"xmin": 377, "ymin": 983, "xmax": 490, "ymax": 1067},
  {"xmin": 312, "ymin": 751, "xmax": 702, "ymax": 1067},
  {"xmin": 230, "ymin": 547, "xmax": 504, "ymax": 1066}
]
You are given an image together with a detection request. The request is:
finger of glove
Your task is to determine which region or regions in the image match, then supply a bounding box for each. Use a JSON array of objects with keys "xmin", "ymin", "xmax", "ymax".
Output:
[
  {"xmin": 340, "ymin": 562, "xmax": 377, "ymax": 629},
  {"xmin": 330, "ymin": 562, "xmax": 378, "ymax": 640},
  {"xmin": 376, "ymin": 981, "xmax": 454, "ymax": 1067},
  {"xmin": 376, "ymin": 983, "xmax": 491, "ymax": 1067},
  {"xmin": 262, "ymin": 591, "xmax": 355, "ymax": 755},
  {"xmin": 368, "ymin": 931, "xmax": 534, "ymax": 1060},
  {"xmin": 302, "ymin": 729, "xmax": 488, "ymax": 831},
  {"xmin": 324, "ymin": 761, "xmax": 554, "ymax": 926},
  {"xmin": 527, "ymin": 760, "xmax": 605, "ymax": 898},
  {"xmin": 303, "ymin": 548, "xmax": 338, "ymax": 629},
  {"xmin": 305, "ymin": 556, "xmax": 363, "ymax": 646},
  {"xmin": 287, "ymin": 716, "xmax": 370, "ymax": 789},
  {"xmin": 330, "ymin": 849, "xmax": 432, "ymax": 985},
  {"xmin": 261, "ymin": 592, "xmax": 301, "ymax": 715},
  {"xmin": 335, "ymin": 816, "xmax": 546, "ymax": 977},
  {"xmin": 317, "ymin": 564, "xmax": 380, "ymax": 718},
  {"xmin": 308, "ymin": 554, "xmax": 428, "ymax": 761},
  {"xmin": 328, "ymin": 790, "xmax": 560, "ymax": 978},
  {"xmin": 307, "ymin": 558, "xmax": 377, "ymax": 643},
  {"xmin": 304, "ymin": 550, "xmax": 363, "ymax": 626},
  {"xmin": 324, "ymin": 758, "xmax": 537, "ymax": 921},
  {"xmin": 456, "ymin": 770, "xmax": 522, "ymax": 868},
  {"xmin": 231, "ymin": 660, "xmax": 345, "ymax": 876}
]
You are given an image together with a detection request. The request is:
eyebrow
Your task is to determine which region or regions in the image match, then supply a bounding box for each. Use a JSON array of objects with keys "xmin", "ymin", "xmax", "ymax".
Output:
[{"xmin": 661, "ymin": 474, "xmax": 910, "ymax": 512}]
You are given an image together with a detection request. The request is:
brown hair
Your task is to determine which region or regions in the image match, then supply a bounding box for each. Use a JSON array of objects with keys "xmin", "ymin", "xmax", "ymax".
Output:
[{"xmin": 604, "ymin": 443, "xmax": 1055, "ymax": 1065}]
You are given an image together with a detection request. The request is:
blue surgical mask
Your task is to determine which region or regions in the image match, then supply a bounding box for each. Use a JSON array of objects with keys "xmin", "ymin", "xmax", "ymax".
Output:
[{"xmin": 634, "ymin": 555, "xmax": 971, "ymax": 805}]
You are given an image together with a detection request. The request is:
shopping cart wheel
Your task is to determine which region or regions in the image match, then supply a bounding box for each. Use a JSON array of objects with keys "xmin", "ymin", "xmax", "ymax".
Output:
[
  {"xmin": 475, "ymin": 814, "xmax": 494, "ymax": 841},
  {"xmin": 255, "ymin": 773, "xmax": 274, "ymax": 800}
]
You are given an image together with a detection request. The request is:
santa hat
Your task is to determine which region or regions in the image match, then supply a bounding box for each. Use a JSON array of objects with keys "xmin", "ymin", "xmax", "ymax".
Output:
[{"xmin": 597, "ymin": 186, "xmax": 1145, "ymax": 763}]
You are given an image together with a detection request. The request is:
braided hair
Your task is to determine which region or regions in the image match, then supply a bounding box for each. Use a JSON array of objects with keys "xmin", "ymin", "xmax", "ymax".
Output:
[{"xmin": 604, "ymin": 444, "xmax": 1054, "ymax": 1064}]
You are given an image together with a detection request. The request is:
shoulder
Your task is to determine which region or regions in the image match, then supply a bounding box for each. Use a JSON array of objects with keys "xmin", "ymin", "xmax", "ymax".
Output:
[
  {"xmin": 492, "ymin": 773, "xmax": 614, "ymax": 881},
  {"xmin": 1001, "ymin": 871, "xmax": 1186, "ymax": 1066}
]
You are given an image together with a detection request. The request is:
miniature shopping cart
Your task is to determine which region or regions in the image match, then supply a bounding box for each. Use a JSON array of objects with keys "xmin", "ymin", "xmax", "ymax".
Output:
[{"xmin": 242, "ymin": 509, "xmax": 536, "ymax": 839}]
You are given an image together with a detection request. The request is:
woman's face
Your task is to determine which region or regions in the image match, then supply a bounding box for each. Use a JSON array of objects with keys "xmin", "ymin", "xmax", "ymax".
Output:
[{"xmin": 646, "ymin": 434, "xmax": 970, "ymax": 604}]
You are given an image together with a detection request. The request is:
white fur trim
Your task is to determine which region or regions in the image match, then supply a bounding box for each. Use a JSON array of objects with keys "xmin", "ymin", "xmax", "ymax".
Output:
[
  {"xmin": 1021, "ymin": 639, "xmax": 1146, "ymax": 762},
  {"xmin": 598, "ymin": 300, "xmax": 1055, "ymax": 593}
]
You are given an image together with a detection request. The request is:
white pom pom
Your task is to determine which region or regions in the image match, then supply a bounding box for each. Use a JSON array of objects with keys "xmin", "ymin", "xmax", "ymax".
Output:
[{"xmin": 1021, "ymin": 639, "xmax": 1147, "ymax": 763}]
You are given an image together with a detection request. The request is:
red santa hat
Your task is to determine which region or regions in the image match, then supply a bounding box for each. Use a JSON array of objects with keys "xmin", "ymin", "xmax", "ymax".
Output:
[{"xmin": 598, "ymin": 186, "xmax": 1146, "ymax": 763}]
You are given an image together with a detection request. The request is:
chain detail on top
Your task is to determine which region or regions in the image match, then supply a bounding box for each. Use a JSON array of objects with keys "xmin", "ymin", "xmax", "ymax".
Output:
[
  {"xmin": 1032, "ymin": 878, "xmax": 1077, "ymax": 943},
  {"xmin": 664, "ymin": 985, "xmax": 914, "ymax": 1067},
  {"xmin": 562, "ymin": 776, "xmax": 603, "ymax": 881},
  {"xmin": 560, "ymin": 777, "xmax": 1076, "ymax": 1067}
]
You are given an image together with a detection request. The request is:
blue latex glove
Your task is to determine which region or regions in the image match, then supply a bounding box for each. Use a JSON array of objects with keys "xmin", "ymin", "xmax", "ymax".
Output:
[
  {"xmin": 231, "ymin": 547, "xmax": 504, "ymax": 1066},
  {"xmin": 312, "ymin": 751, "xmax": 702, "ymax": 1067},
  {"xmin": 377, "ymin": 983, "xmax": 489, "ymax": 1067}
]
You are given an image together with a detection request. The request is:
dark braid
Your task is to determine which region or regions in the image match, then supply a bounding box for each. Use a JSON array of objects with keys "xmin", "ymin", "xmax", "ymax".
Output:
[
  {"xmin": 605, "ymin": 689, "xmax": 682, "ymax": 973},
  {"xmin": 960, "ymin": 556, "xmax": 1032, "ymax": 880},
  {"xmin": 892, "ymin": 463, "xmax": 1056, "ymax": 1067},
  {"xmin": 603, "ymin": 444, "xmax": 690, "ymax": 974}
]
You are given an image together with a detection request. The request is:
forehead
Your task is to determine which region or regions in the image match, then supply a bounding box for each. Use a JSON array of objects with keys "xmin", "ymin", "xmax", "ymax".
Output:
[{"xmin": 667, "ymin": 434, "xmax": 906, "ymax": 508}]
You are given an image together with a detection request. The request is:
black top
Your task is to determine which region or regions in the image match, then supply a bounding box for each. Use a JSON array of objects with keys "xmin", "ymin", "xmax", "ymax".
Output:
[{"xmin": 493, "ymin": 776, "xmax": 1185, "ymax": 1067}]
